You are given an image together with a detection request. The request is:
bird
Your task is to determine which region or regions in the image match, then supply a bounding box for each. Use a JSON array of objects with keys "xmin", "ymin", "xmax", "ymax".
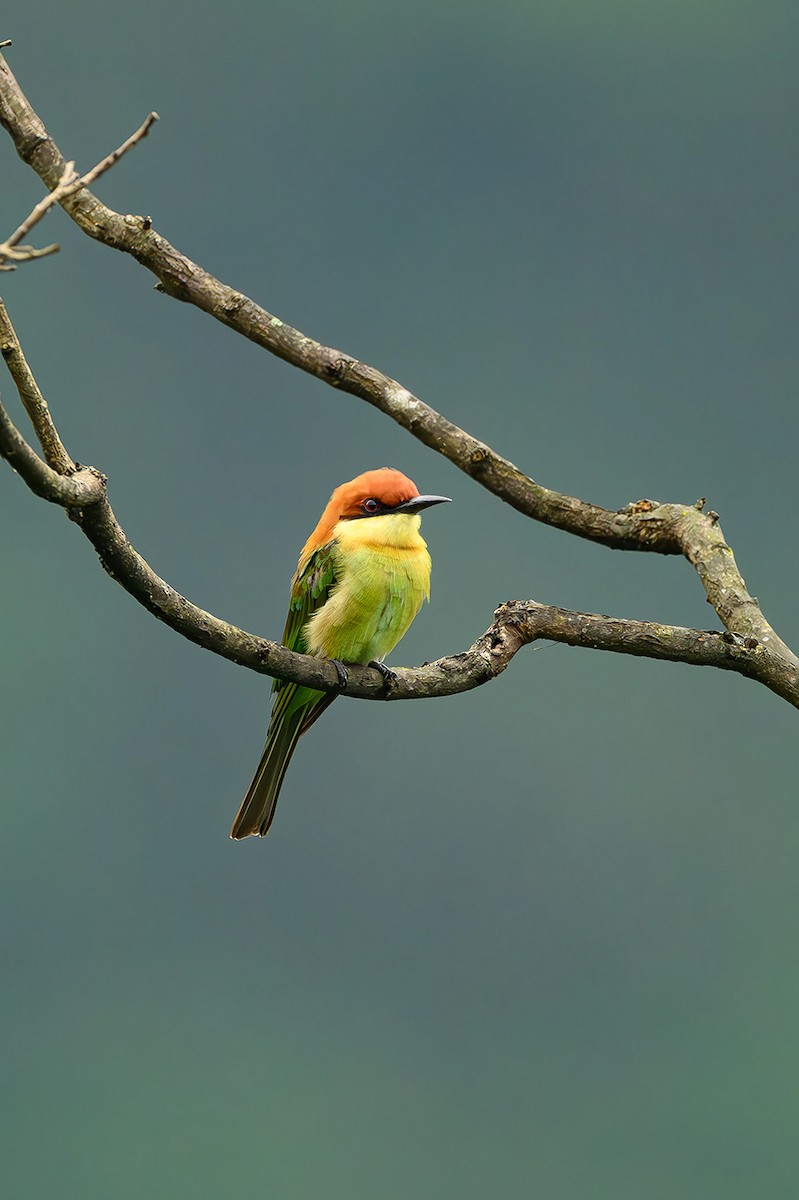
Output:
[{"xmin": 230, "ymin": 468, "xmax": 451, "ymax": 839}]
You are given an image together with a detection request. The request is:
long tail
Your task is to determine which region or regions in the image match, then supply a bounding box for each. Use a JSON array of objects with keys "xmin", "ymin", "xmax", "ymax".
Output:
[{"xmin": 230, "ymin": 685, "xmax": 334, "ymax": 839}]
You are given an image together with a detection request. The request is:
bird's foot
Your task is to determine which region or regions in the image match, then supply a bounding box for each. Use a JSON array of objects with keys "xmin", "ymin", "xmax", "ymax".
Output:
[
  {"xmin": 369, "ymin": 659, "xmax": 399, "ymax": 691},
  {"xmin": 331, "ymin": 659, "xmax": 349, "ymax": 691}
]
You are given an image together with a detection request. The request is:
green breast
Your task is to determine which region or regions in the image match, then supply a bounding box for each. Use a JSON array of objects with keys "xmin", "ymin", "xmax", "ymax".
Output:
[{"xmin": 310, "ymin": 541, "xmax": 431, "ymax": 664}]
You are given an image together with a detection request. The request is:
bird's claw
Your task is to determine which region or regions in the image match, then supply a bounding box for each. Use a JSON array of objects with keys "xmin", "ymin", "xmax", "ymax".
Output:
[
  {"xmin": 331, "ymin": 659, "xmax": 349, "ymax": 691},
  {"xmin": 369, "ymin": 660, "xmax": 399, "ymax": 690}
]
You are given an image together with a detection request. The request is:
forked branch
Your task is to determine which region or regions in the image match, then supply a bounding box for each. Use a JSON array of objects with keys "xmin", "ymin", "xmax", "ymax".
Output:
[
  {"xmin": 1, "ymin": 301, "xmax": 797, "ymax": 708},
  {"xmin": 0, "ymin": 102, "xmax": 157, "ymax": 271},
  {"xmin": 0, "ymin": 44, "xmax": 797, "ymax": 710}
]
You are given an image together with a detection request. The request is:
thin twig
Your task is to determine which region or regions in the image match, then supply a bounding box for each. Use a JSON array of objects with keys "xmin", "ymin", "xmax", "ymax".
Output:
[
  {"xmin": 0, "ymin": 297, "xmax": 74, "ymax": 471},
  {"xmin": 0, "ymin": 161, "xmax": 73, "ymax": 270},
  {"xmin": 75, "ymin": 111, "xmax": 159, "ymax": 190},
  {"xmin": 0, "ymin": 109, "xmax": 157, "ymax": 270}
]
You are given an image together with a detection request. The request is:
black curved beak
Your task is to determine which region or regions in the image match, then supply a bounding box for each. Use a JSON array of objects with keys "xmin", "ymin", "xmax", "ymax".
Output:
[{"xmin": 395, "ymin": 495, "xmax": 452, "ymax": 514}]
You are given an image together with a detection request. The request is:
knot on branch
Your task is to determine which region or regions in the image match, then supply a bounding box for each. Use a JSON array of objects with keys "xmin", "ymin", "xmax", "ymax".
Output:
[
  {"xmin": 489, "ymin": 600, "xmax": 536, "ymax": 654},
  {"xmin": 719, "ymin": 630, "xmax": 760, "ymax": 652},
  {"xmin": 620, "ymin": 497, "xmax": 659, "ymax": 514},
  {"xmin": 16, "ymin": 131, "xmax": 49, "ymax": 165},
  {"xmin": 223, "ymin": 292, "xmax": 246, "ymax": 318},
  {"xmin": 468, "ymin": 444, "xmax": 493, "ymax": 471},
  {"xmin": 320, "ymin": 354, "xmax": 353, "ymax": 385}
]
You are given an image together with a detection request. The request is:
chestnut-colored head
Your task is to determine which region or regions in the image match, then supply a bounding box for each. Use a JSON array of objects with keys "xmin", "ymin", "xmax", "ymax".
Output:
[
  {"xmin": 300, "ymin": 468, "xmax": 450, "ymax": 562},
  {"xmin": 332, "ymin": 468, "xmax": 421, "ymax": 520}
]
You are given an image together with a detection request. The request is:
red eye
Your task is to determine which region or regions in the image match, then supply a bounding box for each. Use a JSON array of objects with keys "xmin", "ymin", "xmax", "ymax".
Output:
[{"xmin": 363, "ymin": 498, "xmax": 379, "ymax": 513}]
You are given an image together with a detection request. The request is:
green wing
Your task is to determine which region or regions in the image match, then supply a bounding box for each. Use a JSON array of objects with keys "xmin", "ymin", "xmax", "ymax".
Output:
[
  {"xmin": 274, "ymin": 539, "xmax": 339, "ymax": 693},
  {"xmin": 268, "ymin": 538, "xmax": 340, "ymax": 739},
  {"xmin": 230, "ymin": 540, "xmax": 340, "ymax": 838}
]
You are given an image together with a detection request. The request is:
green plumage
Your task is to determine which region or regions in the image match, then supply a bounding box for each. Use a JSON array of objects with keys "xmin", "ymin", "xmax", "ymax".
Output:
[
  {"xmin": 230, "ymin": 508, "xmax": 432, "ymax": 839},
  {"xmin": 229, "ymin": 542, "xmax": 338, "ymax": 839}
]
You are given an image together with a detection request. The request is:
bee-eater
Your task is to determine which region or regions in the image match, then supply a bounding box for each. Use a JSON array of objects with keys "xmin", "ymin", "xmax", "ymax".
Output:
[{"xmin": 230, "ymin": 468, "xmax": 451, "ymax": 839}]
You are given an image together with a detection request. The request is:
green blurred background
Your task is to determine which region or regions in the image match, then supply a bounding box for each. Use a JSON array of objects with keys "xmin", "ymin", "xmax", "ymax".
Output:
[{"xmin": 3, "ymin": 2, "xmax": 798, "ymax": 1195}]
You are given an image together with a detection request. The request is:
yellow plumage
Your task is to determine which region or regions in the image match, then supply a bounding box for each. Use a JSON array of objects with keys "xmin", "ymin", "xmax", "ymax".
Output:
[
  {"xmin": 230, "ymin": 469, "xmax": 449, "ymax": 839},
  {"xmin": 305, "ymin": 513, "xmax": 431, "ymax": 663}
]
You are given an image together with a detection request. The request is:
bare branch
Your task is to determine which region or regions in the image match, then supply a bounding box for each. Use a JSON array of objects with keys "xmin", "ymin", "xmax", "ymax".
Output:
[
  {"xmin": 0, "ymin": 47, "xmax": 665, "ymax": 544},
  {"xmin": 0, "ymin": 394, "xmax": 103, "ymax": 505},
  {"xmin": 0, "ymin": 52, "xmax": 797, "ymax": 710},
  {"xmin": 76, "ymin": 111, "xmax": 159, "ymax": 187},
  {"xmin": 0, "ymin": 160, "xmax": 73, "ymax": 270},
  {"xmin": 0, "ymin": 51, "xmax": 791, "ymax": 663},
  {"xmin": 1, "ymin": 299, "xmax": 797, "ymax": 710},
  {"xmin": 0, "ymin": 298, "xmax": 74, "ymax": 471},
  {"xmin": 2, "ymin": 391, "xmax": 795, "ymax": 705},
  {"xmin": 0, "ymin": 107, "xmax": 157, "ymax": 270}
]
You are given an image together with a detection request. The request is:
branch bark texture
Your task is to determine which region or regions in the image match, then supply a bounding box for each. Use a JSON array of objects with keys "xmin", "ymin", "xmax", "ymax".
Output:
[
  {"xmin": 1, "ymin": 45, "xmax": 797, "ymax": 714},
  {"xmin": 2, "ymin": 363, "xmax": 795, "ymax": 706},
  {"xmin": 0, "ymin": 50, "xmax": 724, "ymax": 551}
]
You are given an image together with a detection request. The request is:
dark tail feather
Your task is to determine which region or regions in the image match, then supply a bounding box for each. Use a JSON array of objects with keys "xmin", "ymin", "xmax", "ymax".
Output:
[
  {"xmin": 230, "ymin": 707, "xmax": 306, "ymax": 839},
  {"xmin": 230, "ymin": 691, "xmax": 337, "ymax": 839}
]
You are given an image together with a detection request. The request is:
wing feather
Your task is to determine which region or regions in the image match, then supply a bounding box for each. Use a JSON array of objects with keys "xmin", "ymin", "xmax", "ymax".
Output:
[
  {"xmin": 273, "ymin": 540, "xmax": 339, "ymax": 695},
  {"xmin": 231, "ymin": 539, "xmax": 340, "ymax": 838}
]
